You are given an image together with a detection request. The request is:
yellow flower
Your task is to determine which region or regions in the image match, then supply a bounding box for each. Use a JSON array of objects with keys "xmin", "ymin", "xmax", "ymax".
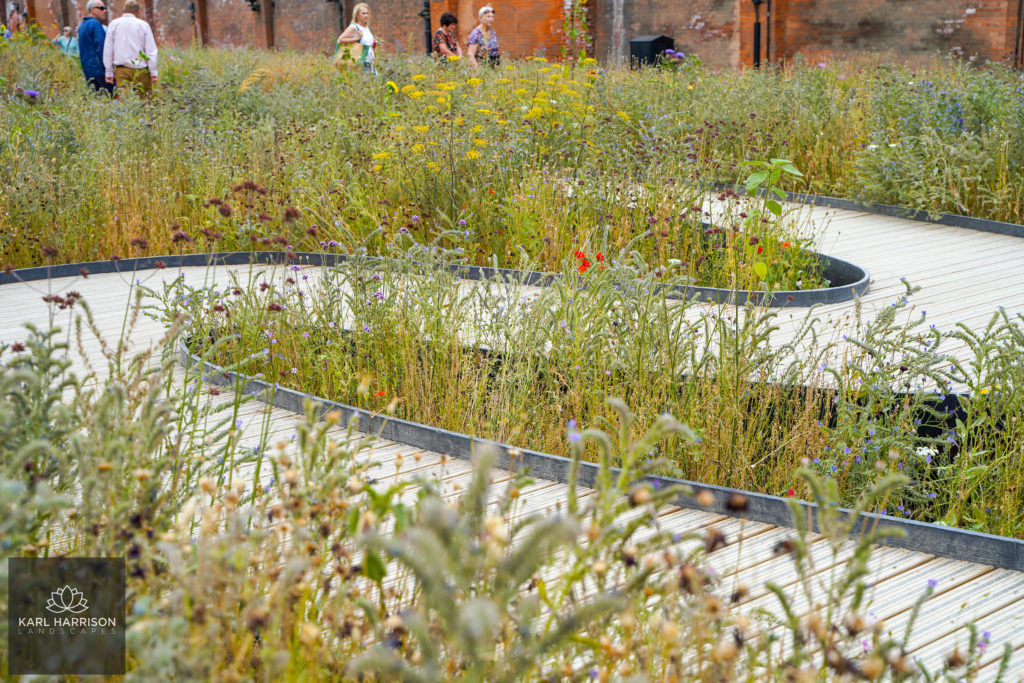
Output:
[
  {"xmin": 394, "ymin": 125, "xmax": 405, "ymax": 132},
  {"xmin": 426, "ymin": 161, "xmax": 439, "ymax": 171},
  {"xmin": 446, "ymin": 54, "xmax": 461, "ymax": 61},
  {"xmin": 514, "ymin": 88, "xmax": 527, "ymax": 95},
  {"xmin": 534, "ymin": 57, "xmax": 548, "ymax": 63},
  {"xmin": 496, "ymin": 78, "xmax": 511, "ymax": 84},
  {"xmin": 465, "ymin": 150, "xmax": 481, "ymax": 160},
  {"xmin": 470, "ymin": 125, "xmax": 483, "ymax": 133},
  {"xmin": 687, "ymin": 83, "xmax": 695, "ymax": 90},
  {"xmin": 401, "ymin": 84, "xmax": 417, "ymax": 94},
  {"xmin": 467, "ymin": 77, "xmax": 483, "ymax": 86},
  {"xmin": 371, "ymin": 152, "xmax": 390, "ymax": 160},
  {"xmin": 580, "ymin": 57, "xmax": 597, "ymax": 65},
  {"xmin": 386, "ymin": 111, "xmax": 400, "ymax": 117},
  {"xmin": 425, "ymin": 105, "xmax": 437, "ymax": 112},
  {"xmin": 408, "ymin": 90, "xmax": 423, "ymax": 99},
  {"xmin": 385, "ymin": 80, "xmax": 398, "ymax": 93},
  {"xmin": 475, "ymin": 108, "xmax": 492, "ymax": 115},
  {"xmin": 436, "ymin": 81, "xmax": 458, "ymax": 91},
  {"xmin": 616, "ymin": 111, "xmax": 631, "ymax": 122},
  {"xmin": 436, "ymin": 96, "xmax": 447, "ymax": 103},
  {"xmin": 453, "ymin": 116, "xmax": 465, "ymax": 125},
  {"xmin": 411, "ymin": 74, "xmax": 426, "ymax": 81},
  {"xmin": 411, "ymin": 143, "xmax": 425, "ymax": 152},
  {"xmin": 413, "ymin": 125, "xmax": 429, "ymax": 133},
  {"xmin": 473, "ymin": 139, "xmax": 488, "ymax": 147},
  {"xmin": 372, "ymin": 164, "xmax": 382, "ymax": 171},
  {"xmin": 496, "ymin": 119, "xmax": 507, "ymax": 125}
]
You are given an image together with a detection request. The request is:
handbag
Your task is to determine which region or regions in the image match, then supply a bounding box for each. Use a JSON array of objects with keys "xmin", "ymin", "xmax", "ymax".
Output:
[{"xmin": 332, "ymin": 42, "xmax": 363, "ymax": 70}]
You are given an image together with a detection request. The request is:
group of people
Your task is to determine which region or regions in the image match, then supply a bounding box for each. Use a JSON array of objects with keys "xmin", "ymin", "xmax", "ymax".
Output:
[
  {"xmin": 76, "ymin": 0, "xmax": 159, "ymax": 97},
  {"xmin": 335, "ymin": 4, "xmax": 500, "ymax": 73}
]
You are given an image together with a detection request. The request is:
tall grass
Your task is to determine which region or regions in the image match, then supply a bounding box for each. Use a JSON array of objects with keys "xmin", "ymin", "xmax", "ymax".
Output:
[
  {"xmin": 3, "ymin": 39, "xmax": 1024, "ymax": 277},
  {"xmin": 175, "ymin": 244, "xmax": 1024, "ymax": 538},
  {"xmin": 1, "ymin": 299, "xmax": 1005, "ymax": 678}
]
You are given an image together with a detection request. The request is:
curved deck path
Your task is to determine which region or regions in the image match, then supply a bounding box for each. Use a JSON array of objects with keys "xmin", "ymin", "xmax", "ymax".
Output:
[{"xmin": 2, "ymin": 202, "xmax": 1024, "ymax": 678}]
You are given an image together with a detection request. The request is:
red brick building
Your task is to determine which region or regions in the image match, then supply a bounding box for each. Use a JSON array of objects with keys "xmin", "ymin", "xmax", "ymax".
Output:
[{"xmin": 9, "ymin": 0, "xmax": 1024, "ymax": 70}]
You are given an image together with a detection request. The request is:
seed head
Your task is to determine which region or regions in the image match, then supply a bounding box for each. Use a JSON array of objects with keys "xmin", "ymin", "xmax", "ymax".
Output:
[
  {"xmin": 725, "ymin": 492, "xmax": 749, "ymax": 512},
  {"xmin": 695, "ymin": 489, "xmax": 715, "ymax": 507}
]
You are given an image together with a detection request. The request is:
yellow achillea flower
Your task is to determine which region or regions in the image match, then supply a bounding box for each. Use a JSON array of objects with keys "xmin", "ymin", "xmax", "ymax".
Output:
[
  {"xmin": 426, "ymin": 161, "xmax": 439, "ymax": 171},
  {"xmin": 446, "ymin": 55, "xmax": 460, "ymax": 61},
  {"xmin": 616, "ymin": 111, "xmax": 631, "ymax": 122},
  {"xmin": 470, "ymin": 125, "xmax": 483, "ymax": 133},
  {"xmin": 465, "ymin": 150, "xmax": 481, "ymax": 160},
  {"xmin": 436, "ymin": 96, "xmax": 447, "ymax": 104},
  {"xmin": 411, "ymin": 74, "xmax": 426, "ymax": 81},
  {"xmin": 496, "ymin": 78, "xmax": 510, "ymax": 84},
  {"xmin": 372, "ymin": 152, "xmax": 390, "ymax": 160},
  {"xmin": 411, "ymin": 144, "xmax": 425, "ymax": 152},
  {"xmin": 473, "ymin": 139, "xmax": 488, "ymax": 147},
  {"xmin": 413, "ymin": 125, "xmax": 429, "ymax": 133},
  {"xmin": 408, "ymin": 91, "xmax": 424, "ymax": 99},
  {"xmin": 467, "ymin": 78, "xmax": 483, "ymax": 86},
  {"xmin": 453, "ymin": 116, "xmax": 465, "ymax": 125},
  {"xmin": 475, "ymin": 108, "xmax": 492, "ymax": 115},
  {"xmin": 401, "ymin": 84, "xmax": 417, "ymax": 94}
]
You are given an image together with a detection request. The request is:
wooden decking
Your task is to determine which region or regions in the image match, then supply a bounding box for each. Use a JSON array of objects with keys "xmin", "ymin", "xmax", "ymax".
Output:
[{"xmin": 2, "ymin": 202, "xmax": 1023, "ymax": 678}]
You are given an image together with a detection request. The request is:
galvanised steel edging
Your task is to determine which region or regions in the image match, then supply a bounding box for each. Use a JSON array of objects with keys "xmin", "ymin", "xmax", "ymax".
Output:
[
  {"xmin": 179, "ymin": 339, "xmax": 1023, "ymax": 572},
  {"xmin": 0, "ymin": 249, "xmax": 869, "ymax": 308},
  {"xmin": 713, "ymin": 182, "xmax": 1024, "ymax": 240}
]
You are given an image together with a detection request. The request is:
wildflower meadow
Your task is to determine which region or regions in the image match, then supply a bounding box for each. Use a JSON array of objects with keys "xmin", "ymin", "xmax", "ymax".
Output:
[{"xmin": 1, "ymin": 29, "xmax": 1023, "ymax": 680}]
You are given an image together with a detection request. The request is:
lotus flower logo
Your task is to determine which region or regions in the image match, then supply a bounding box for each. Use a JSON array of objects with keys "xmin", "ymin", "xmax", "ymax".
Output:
[{"xmin": 45, "ymin": 585, "xmax": 89, "ymax": 614}]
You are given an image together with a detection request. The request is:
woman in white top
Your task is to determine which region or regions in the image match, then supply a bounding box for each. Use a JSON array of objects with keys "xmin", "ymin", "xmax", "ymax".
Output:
[{"xmin": 337, "ymin": 3, "xmax": 377, "ymax": 75}]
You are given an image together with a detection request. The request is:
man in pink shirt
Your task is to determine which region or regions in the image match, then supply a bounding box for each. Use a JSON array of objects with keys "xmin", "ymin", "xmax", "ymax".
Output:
[{"xmin": 102, "ymin": 0, "xmax": 157, "ymax": 97}]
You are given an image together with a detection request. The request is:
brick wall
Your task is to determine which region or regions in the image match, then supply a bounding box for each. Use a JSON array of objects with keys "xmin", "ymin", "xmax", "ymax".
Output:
[
  {"xmin": 12, "ymin": 0, "xmax": 1024, "ymax": 70},
  {"xmin": 748, "ymin": 0, "xmax": 1020, "ymax": 66},
  {"xmin": 591, "ymin": 0, "xmax": 740, "ymax": 68}
]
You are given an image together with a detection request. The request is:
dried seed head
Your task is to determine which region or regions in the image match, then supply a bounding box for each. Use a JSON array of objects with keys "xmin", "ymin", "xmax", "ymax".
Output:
[
  {"xmin": 132, "ymin": 469, "xmax": 150, "ymax": 482},
  {"xmin": 298, "ymin": 622, "xmax": 320, "ymax": 645},
  {"xmin": 711, "ymin": 640, "xmax": 738, "ymax": 663},
  {"xmin": 324, "ymin": 410, "xmax": 341, "ymax": 425},
  {"xmin": 629, "ymin": 486, "xmax": 652, "ymax": 507},
  {"xmin": 283, "ymin": 469, "xmax": 300, "ymax": 486},
  {"xmin": 247, "ymin": 607, "xmax": 269, "ymax": 633},
  {"xmin": 730, "ymin": 583, "xmax": 749, "ymax": 604},
  {"xmin": 725, "ymin": 492, "xmax": 749, "ymax": 512},
  {"xmin": 621, "ymin": 544, "xmax": 638, "ymax": 567},
  {"xmin": 945, "ymin": 648, "xmax": 965, "ymax": 669},
  {"xmin": 385, "ymin": 615, "xmax": 405, "ymax": 634},
  {"xmin": 199, "ymin": 477, "xmax": 217, "ymax": 495},
  {"xmin": 347, "ymin": 475, "xmax": 362, "ymax": 494},
  {"xmin": 695, "ymin": 489, "xmax": 715, "ymax": 507},
  {"xmin": 592, "ymin": 560, "xmax": 608, "ymax": 576},
  {"xmin": 844, "ymin": 613, "xmax": 866, "ymax": 636},
  {"xmin": 484, "ymin": 515, "xmax": 508, "ymax": 544},
  {"xmin": 704, "ymin": 528, "xmax": 727, "ymax": 554},
  {"xmin": 860, "ymin": 656, "xmax": 885, "ymax": 680},
  {"xmin": 773, "ymin": 538, "xmax": 797, "ymax": 556},
  {"xmin": 805, "ymin": 611, "xmax": 827, "ymax": 640}
]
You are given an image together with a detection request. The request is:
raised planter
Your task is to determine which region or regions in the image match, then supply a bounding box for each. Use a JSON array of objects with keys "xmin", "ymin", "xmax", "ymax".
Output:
[
  {"xmin": 0, "ymin": 248, "xmax": 870, "ymax": 308},
  {"xmin": 178, "ymin": 338, "xmax": 1023, "ymax": 573}
]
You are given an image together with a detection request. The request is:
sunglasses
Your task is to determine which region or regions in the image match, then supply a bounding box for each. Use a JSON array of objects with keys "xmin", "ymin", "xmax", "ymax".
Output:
[{"xmin": 94, "ymin": 5, "xmax": 107, "ymax": 9}]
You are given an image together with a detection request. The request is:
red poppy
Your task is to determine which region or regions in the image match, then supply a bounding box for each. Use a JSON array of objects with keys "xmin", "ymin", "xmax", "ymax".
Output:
[
  {"xmin": 375, "ymin": 390, "xmax": 386, "ymax": 396},
  {"xmin": 572, "ymin": 250, "xmax": 585, "ymax": 259},
  {"xmin": 781, "ymin": 241, "xmax": 792, "ymax": 248},
  {"xmin": 578, "ymin": 259, "xmax": 591, "ymax": 273},
  {"xmin": 787, "ymin": 489, "xmax": 795, "ymax": 497},
  {"xmin": 595, "ymin": 252, "xmax": 604, "ymax": 262},
  {"xmin": 756, "ymin": 246, "xmax": 763, "ymax": 254},
  {"xmin": 488, "ymin": 189, "xmax": 496, "ymax": 194}
]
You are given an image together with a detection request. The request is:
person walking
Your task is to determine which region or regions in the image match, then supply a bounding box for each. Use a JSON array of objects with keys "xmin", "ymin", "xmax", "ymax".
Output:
[
  {"xmin": 336, "ymin": 3, "xmax": 377, "ymax": 75},
  {"xmin": 77, "ymin": 0, "xmax": 112, "ymax": 95},
  {"xmin": 432, "ymin": 12, "xmax": 461, "ymax": 60},
  {"xmin": 52, "ymin": 26, "xmax": 79, "ymax": 57},
  {"xmin": 467, "ymin": 6, "xmax": 499, "ymax": 69},
  {"xmin": 103, "ymin": 0, "xmax": 157, "ymax": 98}
]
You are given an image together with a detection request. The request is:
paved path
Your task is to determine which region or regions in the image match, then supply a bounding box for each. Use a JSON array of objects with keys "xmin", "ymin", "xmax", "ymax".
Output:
[{"xmin": 2, "ymin": 201, "xmax": 1023, "ymax": 678}]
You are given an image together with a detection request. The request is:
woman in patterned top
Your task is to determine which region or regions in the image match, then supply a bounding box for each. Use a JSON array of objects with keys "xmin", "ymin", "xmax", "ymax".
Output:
[
  {"xmin": 432, "ymin": 12, "xmax": 461, "ymax": 60},
  {"xmin": 467, "ymin": 6, "xmax": 499, "ymax": 69}
]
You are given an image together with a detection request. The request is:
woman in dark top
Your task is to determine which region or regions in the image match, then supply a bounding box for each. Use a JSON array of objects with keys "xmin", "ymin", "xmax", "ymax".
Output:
[{"xmin": 432, "ymin": 12, "xmax": 461, "ymax": 60}]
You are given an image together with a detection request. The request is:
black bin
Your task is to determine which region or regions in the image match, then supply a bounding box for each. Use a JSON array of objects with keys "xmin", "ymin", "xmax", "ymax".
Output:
[{"xmin": 630, "ymin": 35, "xmax": 675, "ymax": 67}]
